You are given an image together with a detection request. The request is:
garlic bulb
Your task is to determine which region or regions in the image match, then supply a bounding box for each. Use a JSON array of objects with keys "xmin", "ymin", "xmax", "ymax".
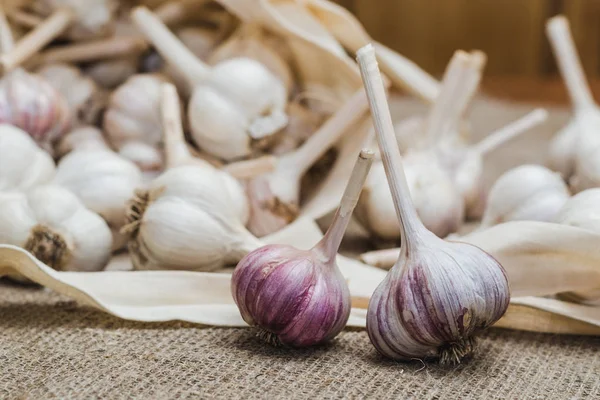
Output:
[
  {"xmin": 356, "ymin": 151, "xmax": 464, "ymax": 240},
  {"xmin": 0, "ymin": 69, "xmax": 71, "ymax": 153},
  {"xmin": 55, "ymin": 125, "xmax": 108, "ymax": 158},
  {"xmin": 232, "ymin": 150, "xmax": 372, "ymax": 347},
  {"xmin": 0, "ymin": 124, "xmax": 55, "ymax": 191},
  {"xmin": 246, "ymin": 88, "xmax": 371, "ymax": 237},
  {"xmin": 37, "ymin": 63, "xmax": 107, "ymax": 126},
  {"xmin": 104, "ymin": 74, "xmax": 167, "ymax": 171},
  {"xmin": 546, "ymin": 16, "xmax": 600, "ymax": 188},
  {"xmin": 54, "ymin": 148, "xmax": 143, "ymax": 250},
  {"xmin": 85, "ymin": 58, "xmax": 138, "ymax": 89},
  {"xmin": 132, "ymin": 7, "xmax": 288, "ymax": 161},
  {"xmin": 208, "ymin": 23, "xmax": 294, "ymax": 94},
  {"xmin": 0, "ymin": 185, "xmax": 112, "ymax": 276},
  {"xmin": 480, "ymin": 164, "xmax": 570, "ymax": 228},
  {"xmin": 358, "ymin": 45, "xmax": 509, "ymax": 364}
]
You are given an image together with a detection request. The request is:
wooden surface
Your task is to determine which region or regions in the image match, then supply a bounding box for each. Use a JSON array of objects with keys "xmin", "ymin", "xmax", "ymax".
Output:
[{"xmin": 334, "ymin": 0, "xmax": 600, "ymax": 78}]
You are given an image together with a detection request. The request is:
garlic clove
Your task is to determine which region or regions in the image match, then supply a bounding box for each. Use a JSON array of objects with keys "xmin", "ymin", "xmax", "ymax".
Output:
[
  {"xmin": 358, "ymin": 44, "xmax": 509, "ymax": 363},
  {"xmin": 54, "ymin": 149, "xmax": 143, "ymax": 251},
  {"xmin": 0, "ymin": 185, "xmax": 112, "ymax": 278},
  {"xmin": 0, "ymin": 124, "xmax": 55, "ymax": 191},
  {"xmin": 480, "ymin": 164, "xmax": 570, "ymax": 228}
]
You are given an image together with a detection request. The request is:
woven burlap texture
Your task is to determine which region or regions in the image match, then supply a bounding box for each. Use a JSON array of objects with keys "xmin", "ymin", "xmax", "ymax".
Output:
[{"xmin": 1, "ymin": 282, "xmax": 599, "ymax": 399}]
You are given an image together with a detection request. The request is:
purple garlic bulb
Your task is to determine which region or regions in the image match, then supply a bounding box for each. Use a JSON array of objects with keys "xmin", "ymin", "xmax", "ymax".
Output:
[
  {"xmin": 0, "ymin": 69, "xmax": 72, "ymax": 153},
  {"xmin": 232, "ymin": 244, "xmax": 351, "ymax": 347},
  {"xmin": 357, "ymin": 44, "xmax": 510, "ymax": 364},
  {"xmin": 232, "ymin": 150, "xmax": 374, "ymax": 347}
]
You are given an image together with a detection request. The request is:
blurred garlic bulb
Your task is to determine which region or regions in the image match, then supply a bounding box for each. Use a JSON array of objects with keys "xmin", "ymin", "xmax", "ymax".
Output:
[
  {"xmin": 85, "ymin": 58, "xmax": 138, "ymax": 89},
  {"xmin": 0, "ymin": 185, "xmax": 112, "ymax": 279},
  {"xmin": 546, "ymin": 16, "xmax": 600, "ymax": 188},
  {"xmin": 0, "ymin": 124, "xmax": 55, "ymax": 191},
  {"xmin": 132, "ymin": 7, "xmax": 288, "ymax": 161},
  {"xmin": 555, "ymin": 188, "xmax": 600, "ymax": 234},
  {"xmin": 208, "ymin": 23, "xmax": 294, "ymax": 94},
  {"xmin": 29, "ymin": 0, "xmax": 118, "ymax": 40},
  {"xmin": 0, "ymin": 69, "xmax": 71, "ymax": 153},
  {"xmin": 103, "ymin": 74, "xmax": 167, "ymax": 171},
  {"xmin": 37, "ymin": 63, "xmax": 107, "ymax": 126},
  {"xmin": 55, "ymin": 125, "xmax": 108, "ymax": 158},
  {"xmin": 54, "ymin": 149, "xmax": 143, "ymax": 250},
  {"xmin": 357, "ymin": 151, "xmax": 464, "ymax": 240},
  {"xmin": 480, "ymin": 164, "xmax": 570, "ymax": 228}
]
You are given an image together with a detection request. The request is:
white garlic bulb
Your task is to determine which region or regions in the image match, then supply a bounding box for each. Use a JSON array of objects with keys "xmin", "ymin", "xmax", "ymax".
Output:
[
  {"xmin": 480, "ymin": 164, "xmax": 570, "ymax": 228},
  {"xmin": 555, "ymin": 188, "xmax": 600, "ymax": 234},
  {"xmin": 0, "ymin": 185, "xmax": 112, "ymax": 276},
  {"xmin": 37, "ymin": 63, "xmax": 107, "ymax": 126},
  {"xmin": 132, "ymin": 7, "xmax": 288, "ymax": 161},
  {"xmin": 356, "ymin": 152, "xmax": 464, "ymax": 240},
  {"xmin": 55, "ymin": 126, "xmax": 108, "ymax": 158},
  {"xmin": 103, "ymin": 74, "xmax": 167, "ymax": 171},
  {"xmin": 546, "ymin": 16, "xmax": 600, "ymax": 188},
  {"xmin": 0, "ymin": 124, "xmax": 55, "ymax": 191},
  {"xmin": 54, "ymin": 149, "xmax": 143, "ymax": 250}
]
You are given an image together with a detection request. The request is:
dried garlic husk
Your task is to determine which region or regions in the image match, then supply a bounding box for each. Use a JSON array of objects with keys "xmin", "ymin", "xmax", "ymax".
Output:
[
  {"xmin": 0, "ymin": 185, "xmax": 112, "ymax": 282},
  {"xmin": 358, "ymin": 44, "xmax": 509, "ymax": 364},
  {"xmin": 132, "ymin": 7, "xmax": 288, "ymax": 161},
  {"xmin": 0, "ymin": 124, "xmax": 55, "ymax": 191},
  {"xmin": 37, "ymin": 63, "xmax": 107, "ymax": 126}
]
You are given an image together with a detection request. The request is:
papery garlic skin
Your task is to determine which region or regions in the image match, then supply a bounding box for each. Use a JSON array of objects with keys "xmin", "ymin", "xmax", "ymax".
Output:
[
  {"xmin": 0, "ymin": 69, "xmax": 71, "ymax": 152},
  {"xmin": 480, "ymin": 164, "xmax": 570, "ymax": 227},
  {"xmin": 0, "ymin": 185, "xmax": 112, "ymax": 273},
  {"xmin": 232, "ymin": 244, "xmax": 350, "ymax": 347},
  {"xmin": 32, "ymin": 0, "xmax": 118, "ymax": 40},
  {"xmin": 125, "ymin": 166, "xmax": 257, "ymax": 272},
  {"xmin": 367, "ymin": 236, "xmax": 509, "ymax": 362},
  {"xmin": 54, "ymin": 149, "xmax": 143, "ymax": 250},
  {"xmin": 104, "ymin": 74, "xmax": 167, "ymax": 170},
  {"xmin": 0, "ymin": 124, "xmax": 55, "ymax": 191},
  {"xmin": 38, "ymin": 63, "xmax": 106, "ymax": 126}
]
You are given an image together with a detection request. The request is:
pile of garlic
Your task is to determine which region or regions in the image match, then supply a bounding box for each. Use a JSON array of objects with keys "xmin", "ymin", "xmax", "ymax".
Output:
[{"xmin": 1, "ymin": 0, "xmax": 600, "ymax": 365}]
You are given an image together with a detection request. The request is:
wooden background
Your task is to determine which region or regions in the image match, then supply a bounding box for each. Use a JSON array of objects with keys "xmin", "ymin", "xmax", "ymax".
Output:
[{"xmin": 333, "ymin": 0, "xmax": 600, "ymax": 77}]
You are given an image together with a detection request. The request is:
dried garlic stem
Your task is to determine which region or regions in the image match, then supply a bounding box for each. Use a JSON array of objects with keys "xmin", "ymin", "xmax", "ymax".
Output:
[
  {"xmin": 359, "ymin": 248, "xmax": 399, "ymax": 269},
  {"xmin": 315, "ymin": 149, "xmax": 374, "ymax": 261},
  {"xmin": 132, "ymin": 7, "xmax": 210, "ymax": 87},
  {"xmin": 0, "ymin": 7, "xmax": 14, "ymax": 53},
  {"xmin": 0, "ymin": 8, "xmax": 74, "ymax": 74},
  {"xmin": 474, "ymin": 108, "xmax": 548, "ymax": 156},
  {"xmin": 7, "ymin": 9, "xmax": 43, "ymax": 29},
  {"xmin": 547, "ymin": 16, "xmax": 595, "ymax": 110},
  {"xmin": 155, "ymin": 0, "xmax": 210, "ymax": 26}
]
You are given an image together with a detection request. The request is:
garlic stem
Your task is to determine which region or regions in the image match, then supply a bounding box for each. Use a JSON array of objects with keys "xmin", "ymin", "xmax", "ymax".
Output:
[
  {"xmin": 32, "ymin": 36, "xmax": 148, "ymax": 65},
  {"xmin": 425, "ymin": 51, "xmax": 472, "ymax": 146},
  {"xmin": 360, "ymin": 248, "xmax": 399, "ymax": 269},
  {"xmin": 474, "ymin": 108, "xmax": 548, "ymax": 156},
  {"xmin": 547, "ymin": 16, "xmax": 596, "ymax": 111},
  {"xmin": 357, "ymin": 44, "xmax": 427, "ymax": 255},
  {"xmin": 161, "ymin": 82, "xmax": 275, "ymax": 178},
  {"xmin": 452, "ymin": 50, "xmax": 486, "ymax": 121},
  {"xmin": 132, "ymin": 7, "xmax": 210, "ymax": 88},
  {"xmin": 0, "ymin": 8, "xmax": 74, "ymax": 74},
  {"xmin": 316, "ymin": 149, "xmax": 373, "ymax": 262},
  {"xmin": 154, "ymin": 0, "xmax": 210, "ymax": 26},
  {"xmin": 279, "ymin": 88, "xmax": 370, "ymax": 178},
  {"xmin": 6, "ymin": 9, "xmax": 43, "ymax": 29},
  {"xmin": 0, "ymin": 8, "xmax": 14, "ymax": 53}
]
